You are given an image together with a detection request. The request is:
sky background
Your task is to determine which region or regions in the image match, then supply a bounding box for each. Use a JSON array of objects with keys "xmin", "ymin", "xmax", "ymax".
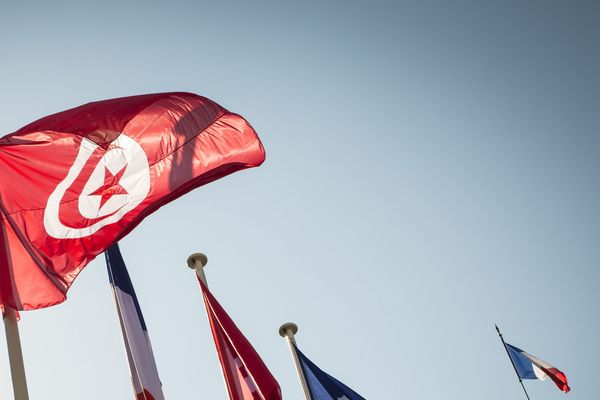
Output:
[{"xmin": 0, "ymin": 1, "xmax": 598, "ymax": 399}]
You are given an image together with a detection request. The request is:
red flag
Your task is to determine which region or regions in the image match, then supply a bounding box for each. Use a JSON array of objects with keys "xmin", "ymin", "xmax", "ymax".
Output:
[
  {"xmin": 0, "ymin": 93, "xmax": 265, "ymax": 310},
  {"xmin": 199, "ymin": 278, "xmax": 282, "ymax": 400}
]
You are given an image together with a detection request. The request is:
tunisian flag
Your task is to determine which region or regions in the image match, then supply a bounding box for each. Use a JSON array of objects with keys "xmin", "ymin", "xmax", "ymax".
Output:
[
  {"xmin": 0, "ymin": 92, "xmax": 265, "ymax": 310},
  {"xmin": 199, "ymin": 278, "xmax": 282, "ymax": 400}
]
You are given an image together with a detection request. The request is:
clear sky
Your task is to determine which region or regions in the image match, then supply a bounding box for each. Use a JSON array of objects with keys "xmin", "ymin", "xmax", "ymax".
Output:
[{"xmin": 0, "ymin": 1, "xmax": 598, "ymax": 399}]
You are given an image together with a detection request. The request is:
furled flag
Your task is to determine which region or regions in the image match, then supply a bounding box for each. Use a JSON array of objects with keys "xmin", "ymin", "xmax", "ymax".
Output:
[
  {"xmin": 0, "ymin": 92, "xmax": 265, "ymax": 310},
  {"xmin": 106, "ymin": 243, "xmax": 164, "ymax": 400},
  {"xmin": 505, "ymin": 343, "xmax": 570, "ymax": 393},
  {"xmin": 293, "ymin": 344, "xmax": 365, "ymax": 400},
  {"xmin": 198, "ymin": 278, "xmax": 282, "ymax": 400}
]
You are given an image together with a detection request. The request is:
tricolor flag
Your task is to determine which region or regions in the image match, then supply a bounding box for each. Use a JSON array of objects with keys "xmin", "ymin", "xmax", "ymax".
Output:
[
  {"xmin": 0, "ymin": 92, "xmax": 264, "ymax": 310},
  {"xmin": 293, "ymin": 344, "xmax": 365, "ymax": 400},
  {"xmin": 505, "ymin": 343, "xmax": 570, "ymax": 393},
  {"xmin": 106, "ymin": 244, "xmax": 164, "ymax": 400},
  {"xmin": 198, "ymin": 278, "xmax": 282, "ymax": 400}
]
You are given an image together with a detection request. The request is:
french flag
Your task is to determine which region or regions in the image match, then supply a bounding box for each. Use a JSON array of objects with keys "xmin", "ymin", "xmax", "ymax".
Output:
[
  {"xmin": 106, "ymin": 244, "xmax": 165, "ymax": 400},
  {"xmin": 505, "ymin": 343, "xmax": 570, "ymax": 393}
]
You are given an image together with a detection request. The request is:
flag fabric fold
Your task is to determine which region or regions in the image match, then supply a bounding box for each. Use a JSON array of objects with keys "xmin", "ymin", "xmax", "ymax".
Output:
[
  {"xmin": 505, "ymin": 343, "xmax": 570, "ymax": 393},
  {"xmin": 0, "ymin": 92, "xmax": 265, "ymax": 310},
  {"xmin": 106, "ymin": 243, "xmax": 164, "ymax": 400},
  {"xmin": 198, "ymin": 278, "xmax": 282, "ymax": 400},
  {"xmin": 293, "ymin": 343, "xmax": 365, "ymax": 400}
]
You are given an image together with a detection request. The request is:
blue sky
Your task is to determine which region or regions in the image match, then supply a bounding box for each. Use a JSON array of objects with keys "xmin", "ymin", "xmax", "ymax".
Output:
[{"xmin": 0, "ymin": 1, "xmax": 598, "ymax": 399}]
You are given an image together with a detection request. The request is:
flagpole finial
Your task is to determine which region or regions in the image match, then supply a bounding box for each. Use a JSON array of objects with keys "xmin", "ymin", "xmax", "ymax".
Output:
[
  {"xmin": 279, "ymin": 322, "xmax": 298, "ymax": 338},
  {"xmin": 188, "ymin": 253, "xmax": 209, "ymax": 286},
  {"xmin": 187, "ymin": 253, "xmax": 208, "ymax": 270},
  {"xmin": 280, "ymin": 322, "xmax": 313, "ymax": 400}
]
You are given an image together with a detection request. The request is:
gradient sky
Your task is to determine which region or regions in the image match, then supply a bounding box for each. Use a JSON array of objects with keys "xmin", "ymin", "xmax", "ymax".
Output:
[{"xmin": 0, "ymin": 1, "xmax": 598, "ymax": 399}]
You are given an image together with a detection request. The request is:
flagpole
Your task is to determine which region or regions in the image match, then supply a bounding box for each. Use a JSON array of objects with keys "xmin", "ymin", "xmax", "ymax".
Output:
[
  {"xmin": 188, "ymin": 252, "xmax": 236, "ymax": 398},
  {"xmin": 495, "ymin": 325, "xmax": 531, "ymax": 400},
  {"xmin": 3, "ymin": 306, "xmax": 29, "ymax": 400},
  {"xmin": 279, "ymin": 322, "xmax": 312, "ymax": 400},
  {"xmin": 187, "ymin": 253, "xmax": 209, "ymax": 287}
]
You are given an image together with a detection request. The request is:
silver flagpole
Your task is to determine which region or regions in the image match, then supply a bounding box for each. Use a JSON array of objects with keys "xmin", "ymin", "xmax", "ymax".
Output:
[
  {"xmin": 279, "ymin": 322, "xmax": 312, "ymax": 400},
  {"xmin": 187, "ymin": 252, "xmax": 234, "ymax": 399},
  {"xmin": 3, "ymin": 306, "xmax": 29, "ymax": 400}
]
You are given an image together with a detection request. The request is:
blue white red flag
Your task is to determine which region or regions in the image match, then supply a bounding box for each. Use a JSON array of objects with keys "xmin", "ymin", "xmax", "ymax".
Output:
[
  {"xmin": 293, "ymin": 344, "xmax": 366, "ymax": 400},
  {"xmin": 106, "ymin": 244, "xmax": 164, "ymax": 400},
  {"xmin": 505, "ymin": 343, "xmax": 570, "ymax": 393}
]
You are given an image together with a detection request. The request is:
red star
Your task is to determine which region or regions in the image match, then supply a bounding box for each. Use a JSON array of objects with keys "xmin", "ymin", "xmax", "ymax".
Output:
[{"xmin": 90, "ymin": 166, "xmax": 129, "ymax": 209}]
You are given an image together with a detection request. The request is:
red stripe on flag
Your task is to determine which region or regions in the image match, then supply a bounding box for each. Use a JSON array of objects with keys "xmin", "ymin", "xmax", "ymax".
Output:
[
  {"xmin": 136, "ymin": 389, "xmax": 156, "ymax": 400},
  {"xmin": 540, "ymin": 366, "xmax": 570, "ymax": 393}
]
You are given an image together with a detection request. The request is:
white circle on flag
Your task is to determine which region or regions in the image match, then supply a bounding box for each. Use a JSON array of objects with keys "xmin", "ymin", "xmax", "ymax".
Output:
[{"xmin": 43, "ymin": 134, "xmax": 151, "ymax": 239}]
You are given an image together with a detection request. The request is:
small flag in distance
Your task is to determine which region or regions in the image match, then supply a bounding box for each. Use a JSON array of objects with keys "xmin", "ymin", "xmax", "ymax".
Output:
[{"xmin": 505, "ymin": 343, "xmax": 570, "ymax": 393}]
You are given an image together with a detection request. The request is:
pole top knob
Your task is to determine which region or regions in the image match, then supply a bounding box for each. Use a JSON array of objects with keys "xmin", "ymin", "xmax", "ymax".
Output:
[
  {"xmin": 279, "ymin": 322, "xmax": 298, "ymax": 337},
  {"xmin": 187, "ymin": 253, "xmax": 208, "ymax": 269}
]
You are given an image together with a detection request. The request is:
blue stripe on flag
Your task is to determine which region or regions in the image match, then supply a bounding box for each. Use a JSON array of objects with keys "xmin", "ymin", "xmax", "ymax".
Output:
[
  {"xmin": 505, "ymin": 343, "xmax": 537, "ymax": 380},
  {"xmin": 105, "ymin": 244, "xmax": 148, "ymax": 332}
]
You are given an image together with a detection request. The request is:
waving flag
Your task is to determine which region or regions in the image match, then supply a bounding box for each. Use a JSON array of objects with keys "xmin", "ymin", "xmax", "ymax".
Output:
[
  {"xmin": 106, "ymin": 244, "xmax": 164, "ymax": 400},
  {"xmin": 505, "ymin": 343, "xmax": 570, "ymax": 393},
  {"xmin": 198, "ymin": 278, "xmax": 281, "ymax": 400},
  {"xmin": 0, "ymin": 92, "xmax": 264, "ymax": 310},
  {"xmin": 293, "ymin": 344, "xmax": 365, "ymax": 400}
]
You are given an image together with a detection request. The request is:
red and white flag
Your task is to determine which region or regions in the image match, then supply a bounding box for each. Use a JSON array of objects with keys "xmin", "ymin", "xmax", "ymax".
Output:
[
  {"xmin": 0, "ymin": 92, "xmax": 265, "ymax": 310},
  {"xmin": 198, "ymin": 278, "xmax": 282, "ymax": 400}
]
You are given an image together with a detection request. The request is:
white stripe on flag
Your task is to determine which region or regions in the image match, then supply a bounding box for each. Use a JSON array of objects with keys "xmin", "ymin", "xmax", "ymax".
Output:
[{"xmin": 114, "ymin": 287, "xmax": 164, "ymax": 400}]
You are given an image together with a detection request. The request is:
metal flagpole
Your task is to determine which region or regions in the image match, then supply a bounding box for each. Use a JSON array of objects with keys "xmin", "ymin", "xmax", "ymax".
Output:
[
  {"xmin": 495, "ymin": 324, "xmax": 531, "ymax": 400},
  {"xmin": 3, "ymin": 306, "xmax": 29, "ymax": 400},
  {"xmin": 279, "ymin": 322, "xmax": 312, "ymax": 400},
  {"xmin": 187, "ymin": 252, "xmax": 235, "ymax": 399}
]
